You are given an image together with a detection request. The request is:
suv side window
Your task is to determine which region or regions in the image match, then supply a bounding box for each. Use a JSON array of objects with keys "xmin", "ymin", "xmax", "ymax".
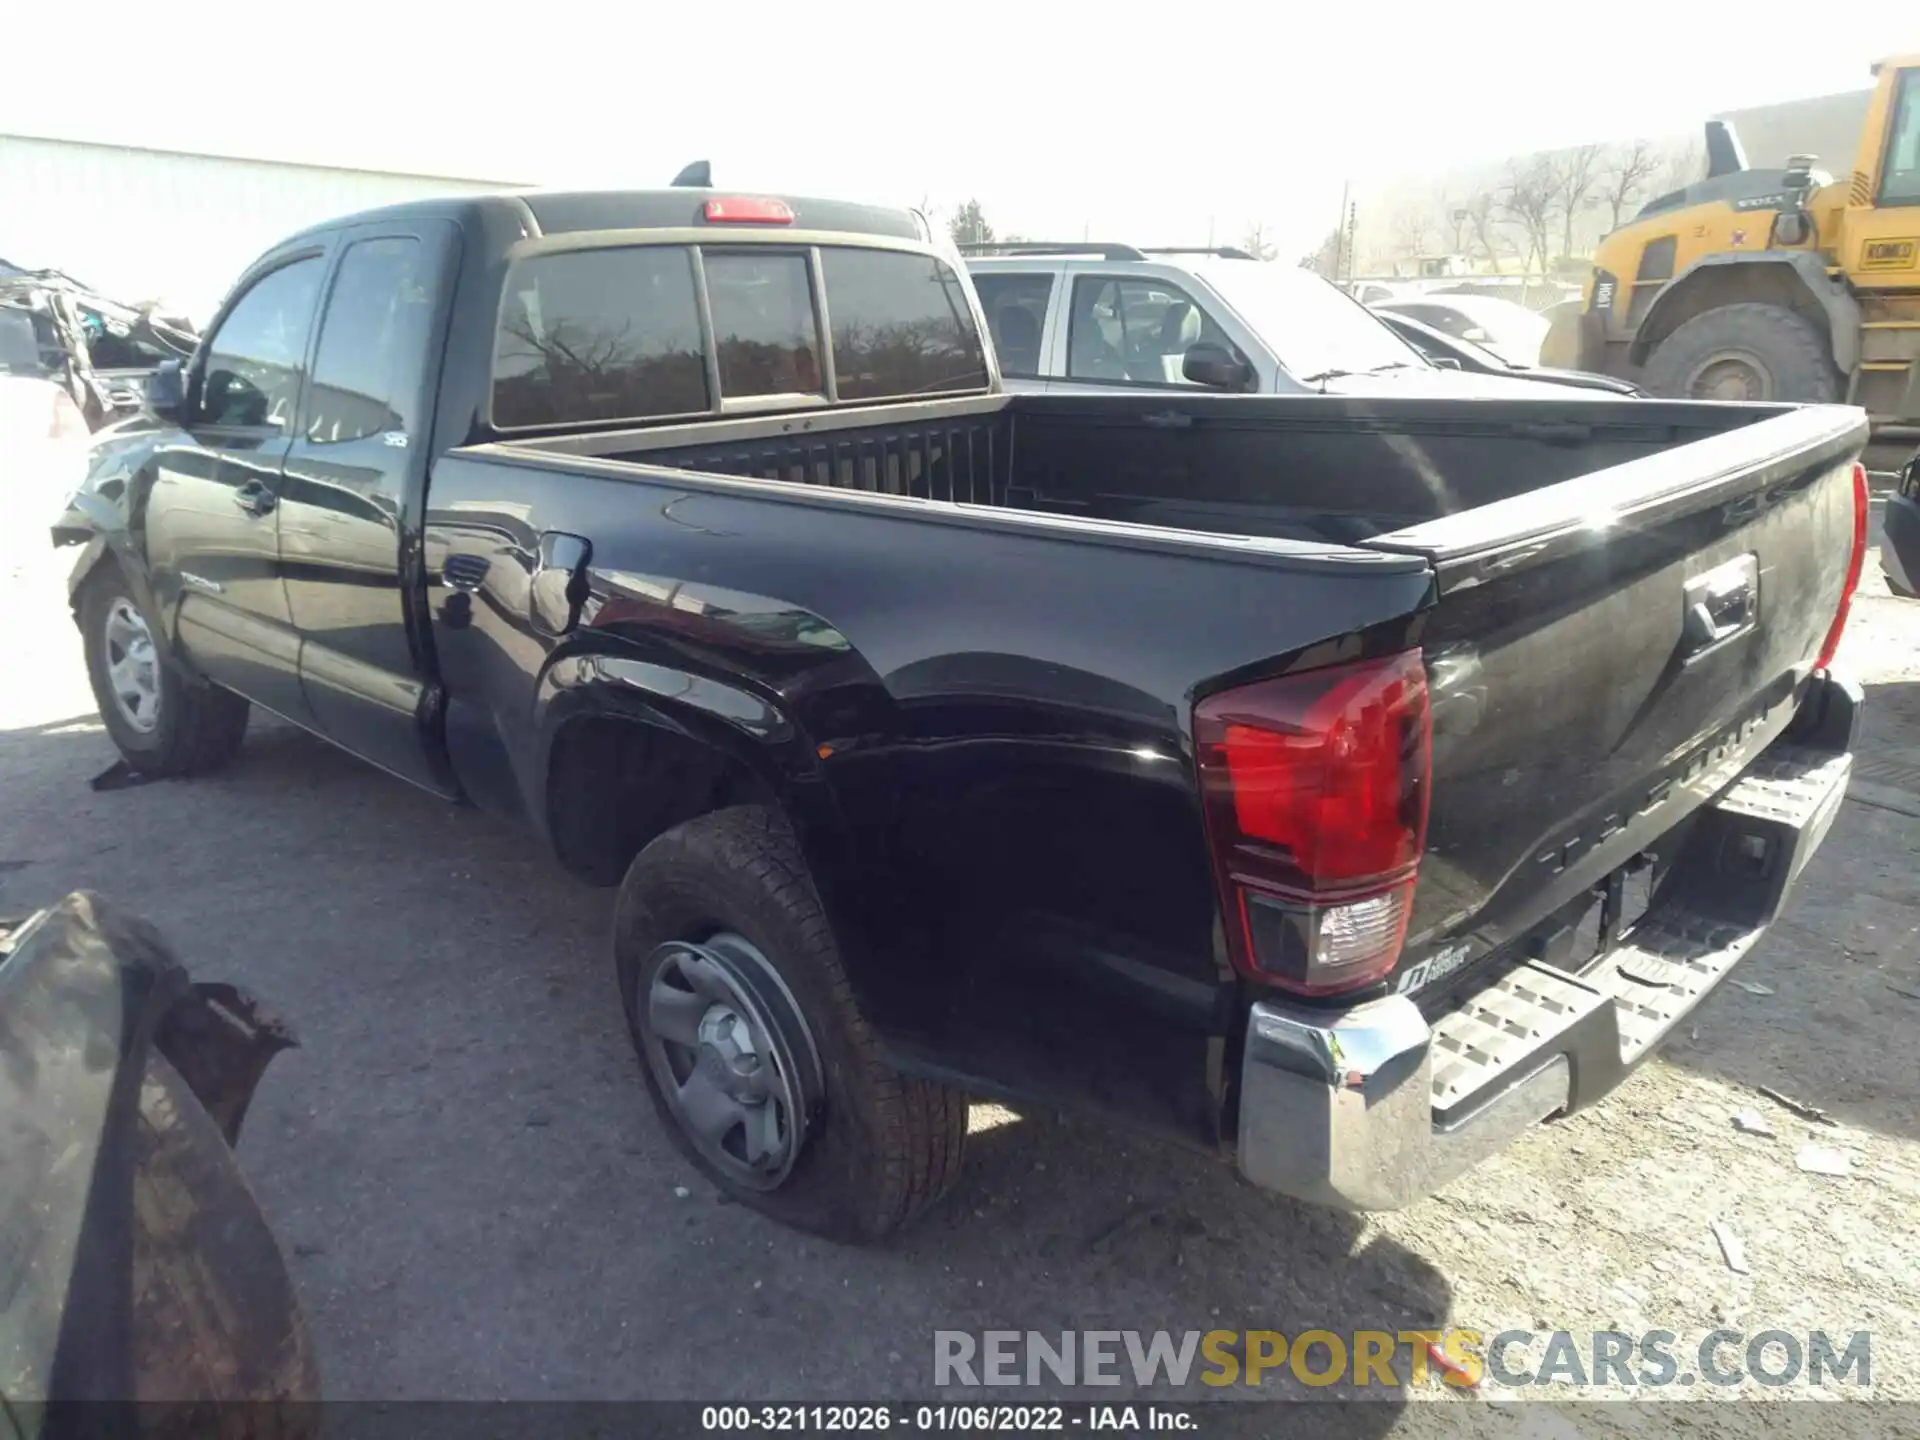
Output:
[
  {"xmin": 970, "ymin": 273, "xmax": 1054, "ymax": 378},
  {"xmin": 306, "ymin": 237, "xmax": 433, "ymax": 444},
  {"xmin": 193, "ymin": 257, "xmax": 324, "ymax": 431},
  {"xmin": 1066, "ymin": 276, "xmax": 1230, "ymax": 386}
]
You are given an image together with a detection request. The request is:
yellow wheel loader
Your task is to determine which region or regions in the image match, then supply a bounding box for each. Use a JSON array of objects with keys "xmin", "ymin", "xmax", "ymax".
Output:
[{"xmin": 1549, "ymin": 56, "xmax": 1920, "ymax": 436}]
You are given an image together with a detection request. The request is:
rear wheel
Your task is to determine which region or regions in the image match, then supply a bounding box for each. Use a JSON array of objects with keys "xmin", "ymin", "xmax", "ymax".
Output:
[
  {"xmin": 1643, "ymin": 302, "xmax": 1841, "ymax": 403},
  {"xmin": 80, "ymin": 568, "xmax": 250, "ymax": 775},
  {"xmin": 614, "ymin": 806, "xmax": 968, "ymax": 1241}
]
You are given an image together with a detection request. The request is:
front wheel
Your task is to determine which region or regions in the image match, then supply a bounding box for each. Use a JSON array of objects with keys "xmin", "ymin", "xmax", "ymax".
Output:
[
  {"xmin": 80, "ymin": 568, "xmax": 250, "ymax": 775},
  {"xmin": 614, "ymin": 806, "xmax": 968, "ymax": 1241}
]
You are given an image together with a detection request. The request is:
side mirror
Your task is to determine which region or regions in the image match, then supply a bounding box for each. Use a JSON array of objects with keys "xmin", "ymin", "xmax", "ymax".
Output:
[
  {"xmin": 1431, "ymin": 356, "xmax": 1462, "ymax": 370},
  {"xmin": 1182, "ymin": 343, "xmax": 1254, "ymax": 391},
  {"xmin": 146, "ymin": 358, "xmax": 187, "ymax": 421}
]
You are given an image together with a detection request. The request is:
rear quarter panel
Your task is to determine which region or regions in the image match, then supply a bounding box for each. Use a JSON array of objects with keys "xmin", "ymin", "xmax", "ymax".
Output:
[{"xmin": 421, "ymin": 448, "xmax": 1433, "ymax": 1138}]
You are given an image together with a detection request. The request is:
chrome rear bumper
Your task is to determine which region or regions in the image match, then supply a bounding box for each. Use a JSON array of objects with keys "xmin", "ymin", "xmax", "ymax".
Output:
[{"xmin": 1236, "ymin": 714, "xmax": 1854, "ymax": 1212}]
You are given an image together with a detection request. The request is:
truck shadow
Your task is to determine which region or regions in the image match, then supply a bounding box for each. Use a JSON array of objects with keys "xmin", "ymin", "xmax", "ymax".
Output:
[
  {"xmin": 0, "ymin": 714, "xmax": 1448, "ymax": 1416},
  {"xmin": 1654, "ymin": 674, "xmax": 1920, "ymax": 1145}
]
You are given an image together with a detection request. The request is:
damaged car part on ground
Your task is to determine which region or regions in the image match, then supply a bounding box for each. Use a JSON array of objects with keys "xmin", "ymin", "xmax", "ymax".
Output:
[
  {"xmin": 0, "ymin": 892, "xmax": 317, "ymax": 1426},
  {"xmin": 52, "ymin": 185, "xmax": 1870, "ymax": 1241}
]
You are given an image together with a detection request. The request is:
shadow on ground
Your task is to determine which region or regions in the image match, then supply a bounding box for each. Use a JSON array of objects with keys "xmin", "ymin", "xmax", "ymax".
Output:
[
  {"xmin": 0, "ymin": 714, "xmax": 1445, "ymax": 1418},
  {"xmin": 1653, "ymin": 675, "xmax": 1920, "ymax": 1145}
]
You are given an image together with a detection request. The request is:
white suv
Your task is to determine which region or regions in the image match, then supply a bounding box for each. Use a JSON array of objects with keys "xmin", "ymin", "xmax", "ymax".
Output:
[{"xmin": 963, "ymin": 244, "xmax": 1595, "ymax": 399}]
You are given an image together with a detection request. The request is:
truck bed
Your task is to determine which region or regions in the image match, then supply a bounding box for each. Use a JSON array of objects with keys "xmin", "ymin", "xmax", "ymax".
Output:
[
  {"xmin": 484, "ymin": 389, "xmax": 1863, "ymax": 990},
  {"xmin": 506, "ymin": 390, "xmax": 1782, "ymax": 551}
]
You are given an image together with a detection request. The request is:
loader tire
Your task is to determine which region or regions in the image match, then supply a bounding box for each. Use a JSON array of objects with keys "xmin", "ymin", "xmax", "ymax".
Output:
[
  {"xmin": 614, "ymin": 806, "xmax": 968, "ymax": 1242},
  {"xmin": 1643, "ymin": 303, "xmax": 1841, "ymax": 404}
]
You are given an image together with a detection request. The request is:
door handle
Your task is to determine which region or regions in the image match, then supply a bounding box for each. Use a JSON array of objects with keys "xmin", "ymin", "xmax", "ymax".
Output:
[{"xmin": 232, "ymin": 480, "xmax": 277, "ymax": 518}]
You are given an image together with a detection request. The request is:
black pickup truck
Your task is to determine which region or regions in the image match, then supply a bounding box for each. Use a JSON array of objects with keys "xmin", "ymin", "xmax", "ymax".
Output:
[{"xmin": 56, "ymin": 187, "xmax": 1869, "ymax": 1240}]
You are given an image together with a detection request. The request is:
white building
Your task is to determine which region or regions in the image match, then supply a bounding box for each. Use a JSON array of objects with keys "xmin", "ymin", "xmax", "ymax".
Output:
[{"xmin": 0, "ymin": 133, "xmax": 519, "ymax": 324}]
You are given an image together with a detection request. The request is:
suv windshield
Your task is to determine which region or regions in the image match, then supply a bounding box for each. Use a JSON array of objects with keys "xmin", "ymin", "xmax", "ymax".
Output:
[{"xmin": 1197, "ymin": 262, "xmax": 1427, "ymax": 381}]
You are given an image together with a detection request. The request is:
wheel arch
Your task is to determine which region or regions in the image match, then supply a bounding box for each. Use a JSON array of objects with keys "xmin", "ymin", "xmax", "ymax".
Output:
[
  {"xmin": 532, "ymin": 645, "xmax": 857, "ymax": 905},
  {"xmin": 1629, "ymin": 253, "xmax": 1861, "ymax": 373}
]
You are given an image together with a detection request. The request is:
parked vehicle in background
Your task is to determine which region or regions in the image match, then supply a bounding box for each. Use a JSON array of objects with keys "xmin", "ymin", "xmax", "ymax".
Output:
[
  {"xmin": 963, "ymin": 243, "xmax": 1599, "ymax": 397},
  {"xmin": 0, "ymin": 261, "xmax": 198, "ymax": 428},
  {"xmin": 0, "ymin": 892, "xmax": 315, "ymax": 1421},
  {"xmin": 55, "ymin": 185, "xmax": 1868, "ymax": 1242},
  {"xmin": 1373, "ymin": 308, "xmax": 1644, "ymax": 395},
  {"xmin": 1549, "ymin": 55, "xmax": 1920, "ymax": 433},
  {"xmin": 1374, "ymin": 294, "xmax": 1552, "ymax": 366},
  {"xmin": 1883, "ymin": 445, "xmax": 1920, "ymax": 597}
]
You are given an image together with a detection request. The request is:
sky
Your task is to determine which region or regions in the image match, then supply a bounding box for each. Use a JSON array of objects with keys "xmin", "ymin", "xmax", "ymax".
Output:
[{"xmin": 3, "ymin": 2, "xmax": 1916, "ymax": 261}]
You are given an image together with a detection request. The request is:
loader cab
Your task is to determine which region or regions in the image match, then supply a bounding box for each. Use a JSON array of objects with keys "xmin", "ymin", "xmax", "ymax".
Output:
[
  {"xmin": 1836, "ymin": 58, "xmax": 1920, "ymax": 284},
  {"xmin": 1547, "ymin": 54, "xmax": 1920, "ymax": 427}
]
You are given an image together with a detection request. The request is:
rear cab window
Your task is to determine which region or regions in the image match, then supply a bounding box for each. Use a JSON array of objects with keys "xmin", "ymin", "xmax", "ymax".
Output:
[{"xmin": 491, "ymin": 242, "xmax": 988, "ymax": 431}]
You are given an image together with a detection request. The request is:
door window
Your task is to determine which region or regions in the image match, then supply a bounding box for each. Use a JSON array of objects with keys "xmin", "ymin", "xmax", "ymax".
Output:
[
  {"xmin": 1066, "ymin": 276, "xmax": 1232, "ymax": 386},
  {"xmin": 970, "ymin": 273, "xmax": 1054, "ymax": 377},
  {"xmin": 1881, "ymin": 69, "xmax": 1920, "ymax": 207},
  {"xmin": 193, "ymin": 257, "xmax": 324, "ymax": 431},
  {"xmin": 306, "ymin": 238, "xmax": 433, "ymax": 444}
]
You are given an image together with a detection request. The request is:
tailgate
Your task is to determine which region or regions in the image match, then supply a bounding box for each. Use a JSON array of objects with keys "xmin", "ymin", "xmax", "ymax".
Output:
[{"xmin": 1364, "ymin": 403, "xmax": 1867, "ymax": 976}]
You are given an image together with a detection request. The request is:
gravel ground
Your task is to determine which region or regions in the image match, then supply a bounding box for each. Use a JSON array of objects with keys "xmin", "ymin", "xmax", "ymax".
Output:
[{"xmin": 1, "ymin": 489, "xmax": 1916, "ymax": 1432}]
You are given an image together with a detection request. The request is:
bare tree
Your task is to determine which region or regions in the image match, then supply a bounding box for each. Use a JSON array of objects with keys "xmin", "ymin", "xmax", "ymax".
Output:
[
  {"xmin": 1600, "ymin": 138, "xmax": 1662, "ymax": 230},
  {"xmin": 1298, "ymin": 228, "xmax": 1343, "ymax": 277},
  {"xmin": 1459, "ymin": 188, "xmax": 1506, "ymax": 273},
  {"xmin": 1501, "ymin": 157, "xmax": 1559, "ymax": 281},
  {"xmin": 1549, "ymin": 143, "xmax": 1607, "ymax": 263},
  {"xmin": 1239, "ymin": 222, "xmax": 1278, "ymax": 261},
  {"xmin": 948, "ymin": 199, "xmax": 994, "ymax": 247},
  {"xmin": 1656, "ymin": 138, "xmax": 1706, "ymax": 198},
  {"xmin": 1388, "ymin": 203, "xmax": 1437, "ymax": 267}
]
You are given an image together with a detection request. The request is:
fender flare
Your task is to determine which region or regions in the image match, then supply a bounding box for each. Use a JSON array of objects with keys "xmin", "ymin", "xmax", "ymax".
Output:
[
  {"xmin": 1631, "ymin": 251, "xmax": 1861, "ymax": 373},
  {"xmin": 529, "ymin": 640, "xmax": 861, "ymax": 907}
]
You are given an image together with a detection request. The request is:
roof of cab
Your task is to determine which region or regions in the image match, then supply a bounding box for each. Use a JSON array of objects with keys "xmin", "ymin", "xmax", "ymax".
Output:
[{"xmin": 279, "ymin": 188, "xmax": 928, "ymax": 245}]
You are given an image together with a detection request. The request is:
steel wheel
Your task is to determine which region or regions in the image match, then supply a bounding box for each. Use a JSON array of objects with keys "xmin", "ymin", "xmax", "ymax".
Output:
[
  {"xmin": 102, "ymin": 597, "xmax": 162, "ymax": 734},
  {"xmin": 1686, "ymin": 351, "xmax": 1772, "ymax": 402},
  {"xmin": 636, "ymin": 932, "xmax": 824, "ymax": 1190}
]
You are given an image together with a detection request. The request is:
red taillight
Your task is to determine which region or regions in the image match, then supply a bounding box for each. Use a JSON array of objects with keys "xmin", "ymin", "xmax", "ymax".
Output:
[
  {"xmin": 703, "ymin": 196, "xmax": 794, "ymax": 224},
  {"xmin": 1194, "ymin": 651, "xmax": 1430, "ymax": 995},
  {"xmin": 1815, "ymin": 460, "xmax": 1869, "ymax": 671}
]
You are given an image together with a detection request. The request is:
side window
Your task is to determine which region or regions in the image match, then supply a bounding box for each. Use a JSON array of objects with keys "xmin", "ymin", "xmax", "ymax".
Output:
[
  {"xmin": 970, "ymin": 273, "xmax": 1054, "ymax": 377},
  {"xmin": 306, "ymin": 238, "xmax": 433, "ymax": 445},
  {"xmin": 194, "ymin": 257, "xmax": 323, "ymax": 431},
  {"xmin": 819, "ymin": 248, "xmax": 990, "ymax": 399},
  {"xmin": 703, "ymin": 251, "xmax": 822, "ymax": 398},
  {"xmin": 1881, "ymin": 70, "xmax": 1920, "ymax": 207},
  {"xmin": 1066, "ymin": 276, "xmax": 1231, "ymax": 386},
  {"xmin": 494, "ymin": 246, "xmax": 709, "ymax": 429}
]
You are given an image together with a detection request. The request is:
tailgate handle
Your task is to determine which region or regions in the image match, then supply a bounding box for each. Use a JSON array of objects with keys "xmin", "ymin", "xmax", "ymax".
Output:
[{"xmin": 1681, "ymin": 554, "xmax": 1759, "ymax": 658}]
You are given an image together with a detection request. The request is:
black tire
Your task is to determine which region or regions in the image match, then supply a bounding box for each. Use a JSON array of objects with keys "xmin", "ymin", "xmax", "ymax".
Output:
[
  {"xmin": 614, "ymin": 806, "xmax": 967, "ymax": 1241},
  {"xmin": 1642, "ymin": 302, "xmax": 1841, "ymax": 403},
  {"xmin": 80, "ymin": 566, "xmax": 250, "ymax": 776}
]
